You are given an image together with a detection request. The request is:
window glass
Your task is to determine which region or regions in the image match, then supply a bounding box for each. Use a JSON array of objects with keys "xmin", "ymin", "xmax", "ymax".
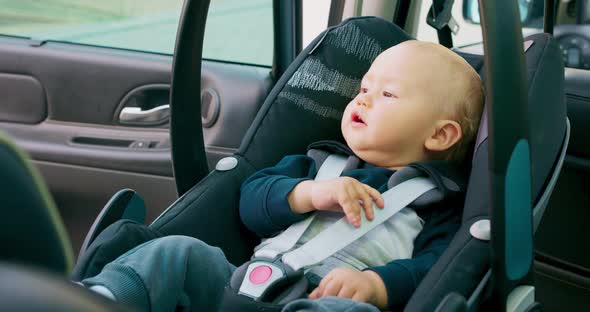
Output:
[
  {"xmin": 302, "ymin": 0, "xmax": 330, "ymax": 48},
  {"xmin": 417, "ymin": 0, "xmax": 590, "ymax": 70},
  {"xmin": 416, "ymin": 0, "xmax": 543, "ymax": 48},
  {"xmin": 0, "ymin": 0, "xmax": 273, "ymax": 66},
  {"xmin": 204, "ymin": 0, "xmax": 273, "ymax": 66},
  {"xmin": 553, "ymin": 0, "xmax": 590, "ymax": 70},
  {"xmin": 416, "ymin": 0, "xmax": 485, "ymax": 47}
]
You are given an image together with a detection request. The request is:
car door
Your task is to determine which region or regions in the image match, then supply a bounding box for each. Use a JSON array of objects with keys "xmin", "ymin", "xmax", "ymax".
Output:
[
  {"xmin": 0, "ymin": 0, "xmax": 274, "ymax": 254},
  {"xmin": 533, "ymin": 3, "xmax": 590, "ymax": 308}
]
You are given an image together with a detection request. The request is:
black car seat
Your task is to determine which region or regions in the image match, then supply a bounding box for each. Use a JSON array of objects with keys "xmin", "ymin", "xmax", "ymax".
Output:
[
  {"xmin": 1, "ymin": 16, "xmax": 566, "ymax": 311},
  {"xmin": 71, "ymin": 16, "xmax": 567, "ymax": 310}
]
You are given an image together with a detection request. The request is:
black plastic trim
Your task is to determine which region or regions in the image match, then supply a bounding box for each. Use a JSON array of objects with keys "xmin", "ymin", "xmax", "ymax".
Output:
[
  {"xmin": 272, "ymin": 0, "xmax": 302, "ymax": 79},
  {"xmin": 544, "ymin": 0, "xmax": 556, "ymax": 34},
  {"xmin": 564, "ymin": 155, "xmax": 590, "ymax": 172},
  {"xmin": 394, "ymin": 0, "xmax": 412, "ymax": 28},
  {"xmin": 479, "ymin": 0, "xmax": 531, "ymax": 308},
  {"xmin": 328, "ymin": 0, "xmax": 346, "ymax": 27},
  {"xmin": 534, "ymin": 259, "xmax": 590, "ymax": 310},
  {"xmin": 535, "ymin": 251, "xmax": 590, "ymax": 278},
  {"xmin": 170, "ymin": 0, "xmax": 211, "ymax": 196}
]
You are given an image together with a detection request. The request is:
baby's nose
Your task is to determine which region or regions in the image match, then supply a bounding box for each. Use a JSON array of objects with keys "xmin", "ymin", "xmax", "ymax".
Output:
[{"xmin": 357, "ymin": 98, "xmax": 371, "ymax": 107}]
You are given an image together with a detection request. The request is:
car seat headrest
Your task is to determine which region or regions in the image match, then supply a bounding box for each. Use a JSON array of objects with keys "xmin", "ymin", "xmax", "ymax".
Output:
[
  {"xmin": 455, "ymin": 34, "xmax": 566, "ymax": 209},
  {"xmin": 455, "ymin": 38, "xmax": 550, "ymax": 165},
  {"xmin": 238, "ymin": 17, "xmax": 411, "ymax": 169}
]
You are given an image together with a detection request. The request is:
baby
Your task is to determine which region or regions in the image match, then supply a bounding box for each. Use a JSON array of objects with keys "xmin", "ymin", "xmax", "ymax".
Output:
[{"xmin": 81, "ymin": 40, "xmax": 484, "ymax": 312}]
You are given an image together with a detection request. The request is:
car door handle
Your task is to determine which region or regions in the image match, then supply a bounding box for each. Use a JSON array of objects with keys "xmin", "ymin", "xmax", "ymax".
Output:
[{"xmin": 119, "ymin": 104, "xmax": 170, "ymax": 126}]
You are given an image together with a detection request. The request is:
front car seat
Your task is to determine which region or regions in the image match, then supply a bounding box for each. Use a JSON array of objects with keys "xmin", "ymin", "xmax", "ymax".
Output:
[{"xmin": 0, "ymin": 130, "xmax": 73, "ymax": 275}]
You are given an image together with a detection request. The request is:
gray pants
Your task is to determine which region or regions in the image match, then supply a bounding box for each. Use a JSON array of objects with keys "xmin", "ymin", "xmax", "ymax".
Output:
[{"xmin": 83, "ymin": 235, "xmax": 380, "ymax": 312}]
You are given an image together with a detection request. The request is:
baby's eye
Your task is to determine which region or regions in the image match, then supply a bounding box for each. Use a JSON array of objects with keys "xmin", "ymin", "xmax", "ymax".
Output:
[
  {"xmin": 360, "ymin": 87, "xmax": 368, "ymax": 94},
  {"xmin": 383, "ymin": 91, "xmax": 394, "ymax": 98}
]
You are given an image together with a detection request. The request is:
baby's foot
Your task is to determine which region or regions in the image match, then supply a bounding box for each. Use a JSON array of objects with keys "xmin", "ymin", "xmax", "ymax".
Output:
[
  {"xmin": 72, "ymin": 281, "xmax": 116, "ymax": 301},
  {"xmin": 89, "ymin": 285, "xmax": 117, "ymax": 301}
]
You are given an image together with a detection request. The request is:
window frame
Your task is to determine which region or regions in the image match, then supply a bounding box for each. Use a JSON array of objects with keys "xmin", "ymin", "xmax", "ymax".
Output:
[{"xmin": 0, "ymin": 1, "xmax": 278, "ymax": 68}]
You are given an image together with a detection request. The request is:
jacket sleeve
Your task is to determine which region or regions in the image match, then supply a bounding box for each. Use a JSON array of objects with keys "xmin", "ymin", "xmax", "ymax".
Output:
[
  {"xmin": 239, "ymin": 155, "xmax": 317, "ymax": 238},
  {"xmin": 364, "ymin": 202, "xmax": 462, "ymax": 309}
]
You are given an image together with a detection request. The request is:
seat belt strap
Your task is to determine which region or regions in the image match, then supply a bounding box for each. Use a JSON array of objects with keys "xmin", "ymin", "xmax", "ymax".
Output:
[
  {"xmin": 315, "ymin": 154, "xmax": 349, "ymax": 181},
  {"xmin": 282, "ymin": 176, "xmax": 436, "ymax": 270},
  {"xmin": 254, "ymin": 154, "xmax": 349, "ymax": 260},
  {"xmin": 427, "ymin": 0, "xmax": 458, "ymax": 48}
]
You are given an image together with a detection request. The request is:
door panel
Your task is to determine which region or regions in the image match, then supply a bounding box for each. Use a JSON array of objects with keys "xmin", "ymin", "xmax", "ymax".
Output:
[
  {"xmin": 0, "ymin": 38, "xmax": 173, "ymax": 125},
  {"xmin": 0, "ymin": 122, "xmax": 173, "ymax": 176},
  {"xmin": 0, "ymin": 36, "xmax": 272, "ymax": 254},
  {"xmin": 536, "ymin": 260, "xmax": 590, "ymax": 311},
  {"xmin": 35, "ymin": 160, "xmax": 177, "ymax": 255},
  {"xmin": 534, "ymin": 68, "xmax": 590, "ymax": 309},
  {"xmin": 0, "ymin": 73, "xmax": 46, "ymax": 123}
]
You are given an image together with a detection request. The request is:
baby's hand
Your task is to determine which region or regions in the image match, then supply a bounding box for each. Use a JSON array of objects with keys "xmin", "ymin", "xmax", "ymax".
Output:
[
  {"xmin": 308, "ymin": 268, "xmax": 388, "ymax": 309},
  {"xmin": 311, "ymin": 177, "xmax": 384, "ymax": 227}
]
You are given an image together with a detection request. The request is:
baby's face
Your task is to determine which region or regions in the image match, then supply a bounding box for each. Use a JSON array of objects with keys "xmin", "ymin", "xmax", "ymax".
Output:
[{"xmin": 341, "ymin": 41, "xmax": 454, "ymax": 169}]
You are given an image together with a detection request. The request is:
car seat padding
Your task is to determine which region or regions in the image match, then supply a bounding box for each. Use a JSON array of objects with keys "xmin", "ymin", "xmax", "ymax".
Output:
[{"xmin": 74, "ymin": 17, "xmax": 566, "ymax": 311}]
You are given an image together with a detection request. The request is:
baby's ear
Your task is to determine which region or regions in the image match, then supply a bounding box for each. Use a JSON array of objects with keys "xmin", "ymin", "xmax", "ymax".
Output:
[{"xmin": 424, "ymin": 120, "xmax": 463, "ymax": 153}]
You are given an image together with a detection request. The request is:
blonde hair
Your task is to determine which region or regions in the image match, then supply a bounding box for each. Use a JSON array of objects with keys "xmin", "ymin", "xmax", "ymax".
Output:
[
  {"xmin": 411, "ymin": 41, "xmax": 484, "ymax": 162},
  {"xmin": 446, "ymin": 79, "xmax": 484, "ymax": 162}
]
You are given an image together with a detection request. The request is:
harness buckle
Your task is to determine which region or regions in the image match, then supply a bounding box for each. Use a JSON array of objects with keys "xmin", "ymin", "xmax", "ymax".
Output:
[{"xmin": 238, "ymin": 258, "xmax": 305, "ymax": 302}]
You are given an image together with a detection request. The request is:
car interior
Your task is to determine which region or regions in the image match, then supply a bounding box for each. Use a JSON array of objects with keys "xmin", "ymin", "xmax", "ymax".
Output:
[{"xmin": 0, "ymin": 0, "xmax": 588, "ymax": 311}]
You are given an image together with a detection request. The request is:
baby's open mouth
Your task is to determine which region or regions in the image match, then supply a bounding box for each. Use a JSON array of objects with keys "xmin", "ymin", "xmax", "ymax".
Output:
[{"xmin": 351, "ymin": 111, "xmax": 366, "ymax": 126}]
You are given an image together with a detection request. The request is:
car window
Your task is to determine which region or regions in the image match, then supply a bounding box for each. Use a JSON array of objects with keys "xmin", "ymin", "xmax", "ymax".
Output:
[
  {"xmin": 553, "ymin": 0, "xmax": 590, "ymax": 70},
  {"xmin": 0, "ymin": 0, "xmax": 273, "ymax": 66},
  {"xmin": 415, "ymin": 0, "xmax": 487, "ymax": 47},
  {"xmin": 416, "ymin": 0, "xmax": 544, "ymax": 47},
  {"xmin": 302, "ymin": 0, "xmax": 330, "ymax": 48},
  {"xmin": 417, "ymin": 0, "xmax": 590, "ymax": 70}
]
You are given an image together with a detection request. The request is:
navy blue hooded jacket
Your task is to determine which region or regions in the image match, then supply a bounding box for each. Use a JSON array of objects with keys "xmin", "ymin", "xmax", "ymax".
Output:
[{"xmin": 239, "ymin": 142, "xmax": 467, "ymax": 309}]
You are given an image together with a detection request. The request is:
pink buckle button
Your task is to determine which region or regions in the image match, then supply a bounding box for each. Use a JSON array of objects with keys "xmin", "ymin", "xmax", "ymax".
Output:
[{"xmin": 249, "ymin": 265, "xmax": 272, "ymax": 285}]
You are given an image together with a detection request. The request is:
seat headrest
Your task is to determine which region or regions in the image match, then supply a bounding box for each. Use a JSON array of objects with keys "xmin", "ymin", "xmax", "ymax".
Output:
[
  {"xmin": 239, "ymin": 17, "xmax": 411, "ymax": 168},
  {"xmin": 455, "ymin": 34, "xmax": 566, "ymax": 211}
]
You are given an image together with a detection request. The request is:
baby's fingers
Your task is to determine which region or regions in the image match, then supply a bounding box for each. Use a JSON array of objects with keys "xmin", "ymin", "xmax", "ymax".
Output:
[
  {"xmin": 337, "ymin": 286, "xmax": 355, "ymax": 299},
  {"xmin": 340, "ymin": 197, "xmax": 361, "ymax": 227},
  {"xmin": 309, "ymin": 274, "xmax": 334, "ymax": 299},
  {"xmin": 363, "ymin": 184, "xmax": 384, "ymax": 209},
  {"xmin": 308, "ymin": 287, "xmax": 320, "ymax": 299},
  {"xmin": 351, "ymin": 290, "xmax": 370, "ymax": 303},
  {"xmin": 359, "ymin": 189, "xmax": 375, "ymax": 221},
  {"xmin": 322, "ymin": 278, "xmax": 344, "ymax": 297}
]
